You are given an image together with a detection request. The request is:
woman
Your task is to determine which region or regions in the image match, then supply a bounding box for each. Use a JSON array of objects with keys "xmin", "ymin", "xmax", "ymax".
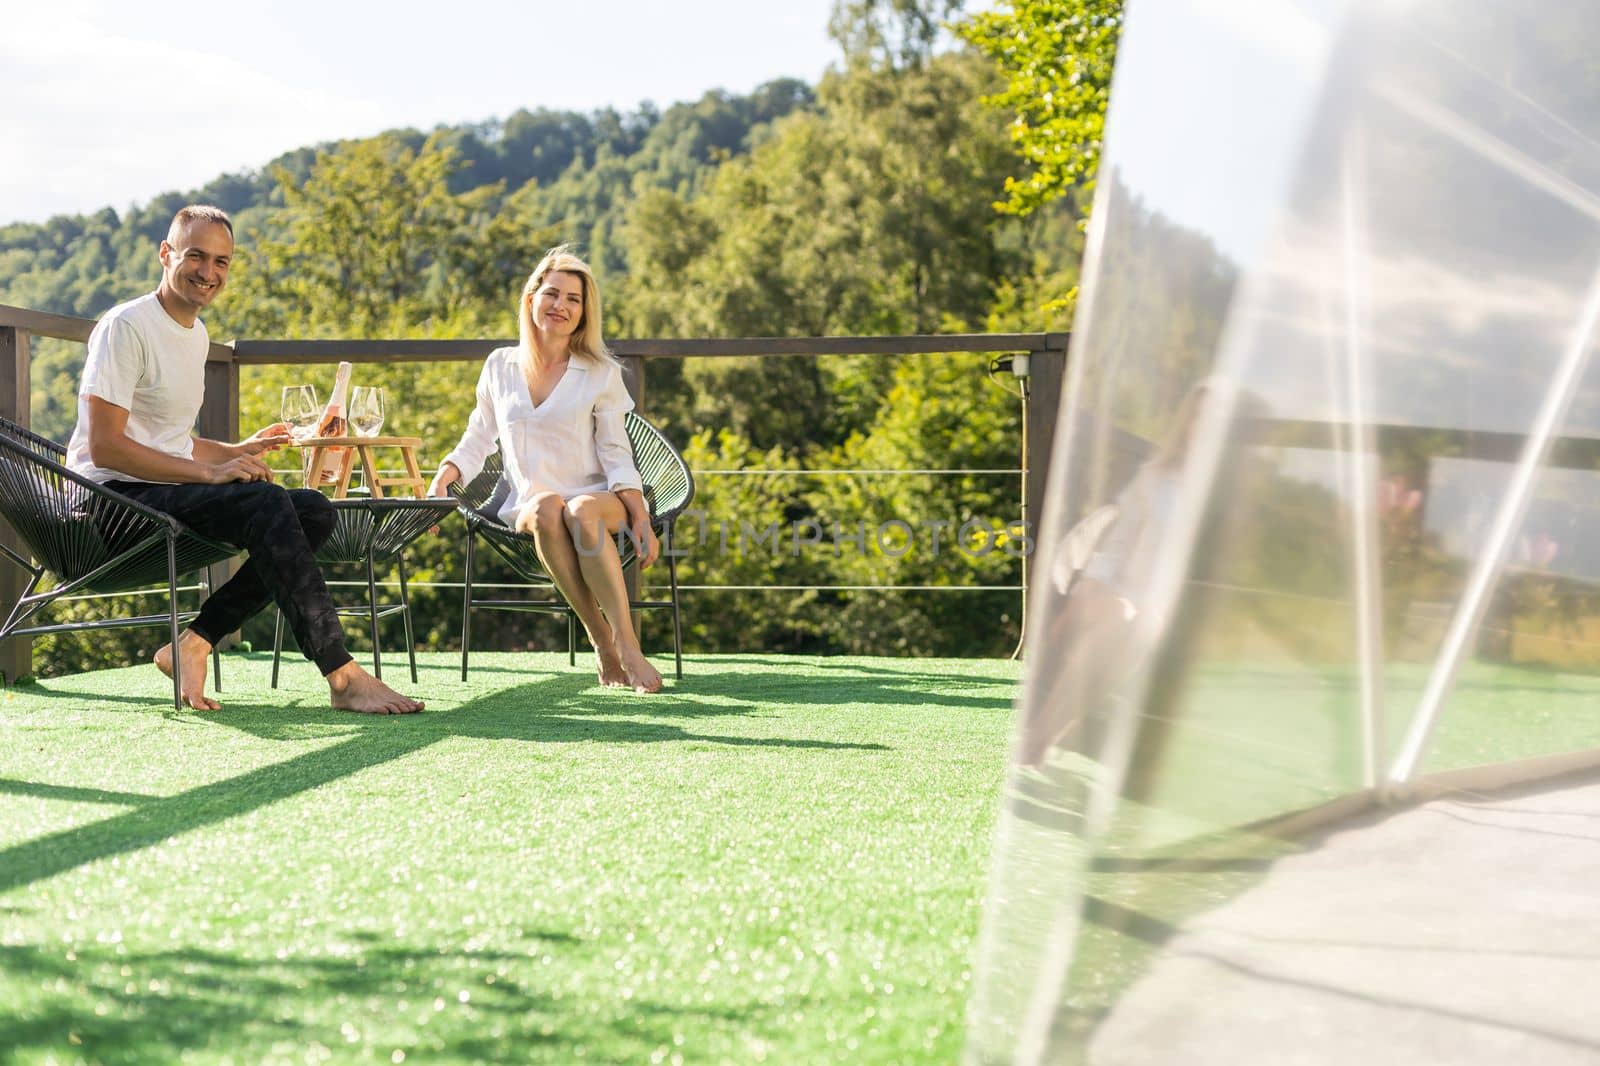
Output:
[{"xmin": 429, "ymin": 245, "xmax": 663, "ymax": 693}]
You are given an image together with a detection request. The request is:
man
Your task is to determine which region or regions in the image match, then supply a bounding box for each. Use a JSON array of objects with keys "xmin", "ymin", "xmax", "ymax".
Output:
[{"xmin": 65, "ymin": 204, "xmax": 422, "ymax": 713}]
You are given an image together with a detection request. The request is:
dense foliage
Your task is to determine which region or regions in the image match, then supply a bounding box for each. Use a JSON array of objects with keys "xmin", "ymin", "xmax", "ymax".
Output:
[
  {"xmin": 958, "ymin": 0, "xmax": 1121, "ymax": 219},
  {"xmin": 4, "ymin": 1, "xmax": 1112, "ymax": 675}
]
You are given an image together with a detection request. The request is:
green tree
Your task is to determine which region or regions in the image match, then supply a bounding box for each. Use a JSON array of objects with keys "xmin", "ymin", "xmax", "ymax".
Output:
[
  {"xmin": 668, "ymin": 430, "xmax": 832, "ymax": 653},
  {"xmin": 616, "ymin": 25, "xmax": 1032, "ymax": 653},
  {"xmin": 829, "ymin": 0, "xmax": 966, "ymax": 71},
  {"xmin": 807, "ymin": 353, "xmax": 1027, "ymax": 655},
  {"xmin": 622, "ymin": 47, "xmax": 1017, "ymax": 453},
  {"xmin": 958, "ymin": 0, "xmax": 1122, "ymax": 218},
  {"xmin": 216, "ymin": 132, "xmax": 537, "ymax": 339}
]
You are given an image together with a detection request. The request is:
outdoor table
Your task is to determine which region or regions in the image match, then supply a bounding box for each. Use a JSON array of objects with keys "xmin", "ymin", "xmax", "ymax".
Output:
[{"xmin": 271, "ymin": 437, "xmax": 452, "ymax": 684}]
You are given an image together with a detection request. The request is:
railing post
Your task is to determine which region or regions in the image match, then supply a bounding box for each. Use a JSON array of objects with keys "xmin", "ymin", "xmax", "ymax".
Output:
[
  {"xmin": 0, "ymin": 325, "xmax": 33, "ymax": 682},
  {"xmin": 198, "ymin": 346, "xmax": 240, "ymax": 444},
  {"xmin": 1020, "ymin": 336, "xmax": 1067, "ymax": 654},
  {"xmin": 620, "ymin": 355, "xmax": 647, "ymax": 632},
  {"xmin": 198, "ymin": 347, "xmax": 243, "ymax": 648}
]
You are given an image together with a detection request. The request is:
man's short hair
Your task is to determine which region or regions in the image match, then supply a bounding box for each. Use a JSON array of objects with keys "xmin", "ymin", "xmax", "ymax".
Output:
[{"xmin": 169, "ymin": 204, "xmax": 233, "ymax": 241}]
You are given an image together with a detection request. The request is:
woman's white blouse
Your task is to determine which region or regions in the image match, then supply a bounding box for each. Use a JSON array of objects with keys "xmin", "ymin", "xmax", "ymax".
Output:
[{"xmin": 442, "ymin": 347, "xmax": 643, "ymax": 525}]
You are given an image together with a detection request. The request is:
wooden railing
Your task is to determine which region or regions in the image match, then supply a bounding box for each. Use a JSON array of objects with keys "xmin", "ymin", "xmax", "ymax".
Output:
[{"xmin": 0, "ymin": 302, "xmax": 1067, "ymax": 680}]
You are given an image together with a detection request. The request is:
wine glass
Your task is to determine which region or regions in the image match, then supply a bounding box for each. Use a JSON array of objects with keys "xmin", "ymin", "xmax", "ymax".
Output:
[
  {"xmin": 350, "ymin": 386, "xmax": 385, "ymax": 437},
  {"xmin": 280, "ymin": 385, "xmax": 320, "ymax": 441}
]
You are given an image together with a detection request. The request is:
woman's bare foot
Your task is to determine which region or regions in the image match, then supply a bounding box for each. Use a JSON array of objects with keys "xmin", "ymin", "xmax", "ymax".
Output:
[
  {"xmin": 595, "ymin": 644, "xmax": 629, "ymax": 688},
  {"xmin": 614, "ymin": 642, "xmax": 663, "ymax": 694},
  {"xmin": 578, "ymin": 617, "xmax": 626, "ymax": 687},
  {"xmin": 153, "ymin": 631, "xmax": 220, "ymax": 711},
  {"xmin": 327, "ymin": 662, "xmax": 424, "ymax": 714}
]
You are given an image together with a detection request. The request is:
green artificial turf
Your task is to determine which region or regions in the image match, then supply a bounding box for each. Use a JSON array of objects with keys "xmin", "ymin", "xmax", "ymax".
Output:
[{"xmin": 0, "ymin": 652, "xmax": 1019, "ymax": 1065}]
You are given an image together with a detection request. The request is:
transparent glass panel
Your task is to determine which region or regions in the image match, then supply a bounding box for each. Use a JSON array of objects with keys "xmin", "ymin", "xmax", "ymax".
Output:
[{"xmin": 969, "ymin": 0, "xmax": 1600, "ymax": 1061}]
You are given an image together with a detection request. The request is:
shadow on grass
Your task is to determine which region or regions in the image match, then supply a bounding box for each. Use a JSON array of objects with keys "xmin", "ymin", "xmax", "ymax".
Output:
[
  {"xmin": 0, "ymin": 672, "xmax": 886, "ymax": 896},
  {"xmin": 8, "ymin": 684, "xmax": 176, "ymax": 708},
  {"xmin": 0, "ymin": 778, "xmax": 155, "ymax": 807},
  {"xmin": 671, "ymin": 669, "xmax": 1016, "ymax": 713},
  {"xmin": 703, "ymin": 653, "xmax": 1020, "ymax": 679},
  {"xmin": 0, "ymin": 932, "xmax": 742, "ymax": 1064},
  {"xmin": 448, "ymin": 662, "xmax": 581, "ymax": 679},
  {"xmin": 442, "ymin": 659, "xmax": 1018, "ymax": 716}
]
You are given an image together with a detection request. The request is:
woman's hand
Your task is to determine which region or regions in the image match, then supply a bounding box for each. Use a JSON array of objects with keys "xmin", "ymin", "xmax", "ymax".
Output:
[
  {"xmin": 615, "ymin": 489, "xmax": 657, "ymax": 566},
  {"xmin": 629, "ymin": 513, "xmax": 659, "ymax": 567},
  {"xmin": 427, "ymin": 462, "xmax": 461, "ymax": 498},
  {"xmin": 426, "ymin": 463, "xmax": 463, "ymax": 535}
]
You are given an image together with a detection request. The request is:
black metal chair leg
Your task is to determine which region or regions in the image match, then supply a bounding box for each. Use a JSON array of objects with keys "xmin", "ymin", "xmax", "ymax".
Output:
[
  {"xmin": 204, "ymin": 564, "xmax": 223, "ymax": 693},
  {"xmin": 667, "ymin": 538, "xmax": 684, "ymax": 680},
  {"xmin": 167, "ymin": 537, "xmax": 182, "ymax": 709},
  {"xmin": 271, "ymin": 608, "xmax": 284, "ymax": 689},
  {"xmin": 461, "ymin": 529, "xmax": 474, "ymax": 681},
  {"xmin": 398, "ymin": 556, "xmax": 418, "ymax": 684},
  {"xmin": 366, "ymin": 552, "xmax": 382, "ymax": 680},
  {"xmin": 568, "ymin": 611, "xmax": 576, "ymax": 666}
]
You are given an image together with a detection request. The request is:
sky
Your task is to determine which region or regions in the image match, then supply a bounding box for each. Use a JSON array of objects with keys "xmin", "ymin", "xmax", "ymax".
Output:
[
  {"xmin": 0, "ymin": 0, "xmax": 848, "ymax": 225},
  {"xmin": 1103, "ymin": 0, "xmax": 1342, "ymax": 261}
]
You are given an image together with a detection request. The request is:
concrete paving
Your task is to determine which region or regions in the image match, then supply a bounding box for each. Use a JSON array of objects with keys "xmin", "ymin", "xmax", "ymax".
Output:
[{"xmin": 1090, "ymin": 772, "xmax": 1600, "ymax": 1065}]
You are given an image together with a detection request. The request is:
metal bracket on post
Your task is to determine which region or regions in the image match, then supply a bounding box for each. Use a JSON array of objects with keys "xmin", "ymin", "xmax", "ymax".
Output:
[{"xmin": 0, "ymin": 325, "xmax": 32, "ymax": 683}]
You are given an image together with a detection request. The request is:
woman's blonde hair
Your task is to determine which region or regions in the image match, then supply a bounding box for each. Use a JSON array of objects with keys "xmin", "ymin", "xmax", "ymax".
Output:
[{"xmin": 518, "ymin": 244, "xmax": 616, "ymax": 365}]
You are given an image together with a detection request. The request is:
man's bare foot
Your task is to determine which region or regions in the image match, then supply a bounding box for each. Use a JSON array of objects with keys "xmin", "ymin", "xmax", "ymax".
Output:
[
  {"xmin": 615, "ymin": 643, "xmax": 663, "ymax": 694},
  {"xmin": 327, "ymin": 661, "xmax": 424, "ymax": 714},
  {"xmin": 596, "ymin": 644, "xmax": 629, "ymax": 687},
  {"xmin": 153, "ymin": 631, "xmax": 220, "ymax": 710}
]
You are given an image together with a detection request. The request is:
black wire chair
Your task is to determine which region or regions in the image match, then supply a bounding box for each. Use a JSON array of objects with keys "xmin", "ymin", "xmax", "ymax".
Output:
[
  {"xmin": 271, "ymin": 495, "xmax": 456, "ymax": 687},
  {"xmin": 0, "ymin": 415, "xmax": 236, "ymax": 707},
  {"xmin": 453, "ymin": 412, "xmax": 695, "ymax": 680}
]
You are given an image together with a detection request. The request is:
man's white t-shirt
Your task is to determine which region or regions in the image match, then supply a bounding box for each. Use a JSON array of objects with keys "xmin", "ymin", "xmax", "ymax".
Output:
[{"xmin": 66, "ymin": 292, "xmax": 209, "ymax": 484}]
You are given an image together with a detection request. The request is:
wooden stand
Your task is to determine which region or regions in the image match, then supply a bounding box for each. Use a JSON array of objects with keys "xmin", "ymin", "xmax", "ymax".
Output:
[{"xmin": 295, "ymin": 435, "xmax": 428, "ymax": 498}]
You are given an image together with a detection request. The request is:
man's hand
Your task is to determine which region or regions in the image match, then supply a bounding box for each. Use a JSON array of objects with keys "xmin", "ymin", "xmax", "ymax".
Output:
[
  {"xmin": 238, "ymin": 423, "xmax": 293, "ymax": 455},
  {"xmin": 207, "ymin": 454, "xmax": 275, "ymax": 484}
]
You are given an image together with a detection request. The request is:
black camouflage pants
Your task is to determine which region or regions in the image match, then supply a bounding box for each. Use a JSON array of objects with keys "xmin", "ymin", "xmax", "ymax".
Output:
[{"xmin": 108, "ymin": 480, "xmax": 353, "ymax": 676}]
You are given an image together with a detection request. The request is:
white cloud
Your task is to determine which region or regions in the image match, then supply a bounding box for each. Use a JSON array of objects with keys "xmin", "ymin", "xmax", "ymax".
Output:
[
  {"xmin": 1, "ymin": 10, "xmax": 384, "ymax": 221},
  {"xmin": 1, "ymin": 0, "xmax": 845, "ymax": 224}
]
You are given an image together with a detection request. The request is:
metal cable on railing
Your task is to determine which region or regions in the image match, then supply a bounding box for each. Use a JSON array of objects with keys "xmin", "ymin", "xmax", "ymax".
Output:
[
  {"xmin": 693, "ymin": 468, "xmax": 1023, "ymax": 475},
  {"xmin": 323, "ymin": 580, "xmax": 1022, "ymax": 592},
  {"xmin": 673, "ymin": 585, "xmax": 1023, "ymax": 591},
  {"xmin": 306, "ymin": 467, "xmax": 1027, "ymax": 478}
]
